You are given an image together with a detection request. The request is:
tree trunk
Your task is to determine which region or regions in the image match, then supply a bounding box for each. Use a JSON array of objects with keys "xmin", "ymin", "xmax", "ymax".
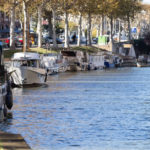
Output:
[
  {"xmin": 119, "ymin": 19, "xmax": 121, "ymax": 42},
  {"xmin": 77, "ymin": 12, "xmax": 82, "ymax": 46},
  {"xmin": 98, "ymin": 16, "xmax": 101, "ymax": 37},
  {"xmin": 113, "ymin": 19, "xmax": 116, "ymax": 35},
  {"xmin": 98, "ymin": 24, "xmax": 100, "ymax": 37},
  {"xmin": 19, "ymin": 20, "xmax": 23, "ymax": 30},
  {"xmin": 87, "ymin": 11, "xmax": 92, "ymax": 46},
  {"xmin": 52, "ymin": 8, "xmax": 57, "ymax": 48},
  {"xmin": 110, "ymin": 16, "xmax": 113, "ymax": 43},
  {"xmin": 23, "ymin": 1, "xmax": 28, "ymax": 52},
  {"xmin": 109, "ymin": 16, "xmax": 114, "ymax": 52},
  {"xmin": 48, "ymin": 11, "xmax": 53, "ymax": 37},
  {"xmin": 27, "ymin": 16, "xmax": 30, "ymax": 50},
  {"xmin": 10, "ymin": 6, "xmax": 15, "ymax": 50},
  {"xmin": 37, "ymin": 5, "xmax": 42, "ymax": 48},
  {"xmin": 127, "ymin": 14, "xmax": 131, "ymax": 41},
  {"xmin": 64, "ymin": 11, "xmax": 69, "ymax": 48},
  {"xmin": 100, "ymin": 15, "xmax": 104, "ymax": 36}
]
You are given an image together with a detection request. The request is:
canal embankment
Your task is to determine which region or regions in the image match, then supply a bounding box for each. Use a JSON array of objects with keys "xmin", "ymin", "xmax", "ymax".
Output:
[
  {"xmin": 0, "ymin": 131, "xmax": 31, "ymax": 149},
  {"xmin": 3, "ymin": 45, "xmax": 137, "ymax": 71}
]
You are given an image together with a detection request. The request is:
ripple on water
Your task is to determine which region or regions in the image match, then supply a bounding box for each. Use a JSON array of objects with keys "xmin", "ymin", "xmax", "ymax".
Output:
[{"xmin": 1, "ymin": 68, "xmax": 150, "ymax": 150}]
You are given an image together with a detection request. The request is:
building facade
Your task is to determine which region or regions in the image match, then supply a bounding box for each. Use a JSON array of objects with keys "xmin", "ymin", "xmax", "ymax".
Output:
[{"xmin": 0, "ymin": 11, "xmax": 21, "ymax": 38}]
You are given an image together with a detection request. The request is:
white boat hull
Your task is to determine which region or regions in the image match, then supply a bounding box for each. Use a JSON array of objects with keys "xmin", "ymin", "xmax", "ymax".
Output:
[
  {"xmin": 137, "ymin": 62, "xmax": 150, "ymax": 67},
  {"xmin": 8, "ymin": 67, "xmax": 46, "ymax": 86}
]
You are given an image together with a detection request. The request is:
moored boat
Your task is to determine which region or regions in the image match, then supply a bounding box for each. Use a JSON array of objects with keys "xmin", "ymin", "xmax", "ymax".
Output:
[
  {"xmin": 61, "ymin": 50, "xmax": 88, "ymax": 71},
  {"xmin": 40, "ymin": 53, "xmax": 67, "ymax": 75},
  {"xmin": 137, "ymin": 62, "xmax": 150, "ymax": 67},
  {"xmin": 8, "ymin": 52, "xmax": 48, "ymax": 87},
  {"xmin": 136, "ymin": 55, "xmax": 150, "ymax": 67},
  {"xmin": 0, "ymin": 45, "xmax": 13, "ymax": 121}
]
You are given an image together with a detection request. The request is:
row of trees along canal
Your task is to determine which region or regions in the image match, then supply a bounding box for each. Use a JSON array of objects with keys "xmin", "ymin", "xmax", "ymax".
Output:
[{"xmin": 0, "ymin": 0, "xmax": 142, "ymax": 51}]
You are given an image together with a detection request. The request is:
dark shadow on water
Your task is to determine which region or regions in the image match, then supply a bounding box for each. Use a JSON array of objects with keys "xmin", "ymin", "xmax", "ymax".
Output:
[
  {"xmin": 12, "ymin": 83, "xmax": 48, "ymax": 89},
  {"xmin": 23, "ymin": 83, "xmax": 48, "ymax": 88},
  {"xmin": 70, "ymin": 145, "xmax": 81, "ymax": 147},
  {"xmin": 0, "ymin": 112, "xmax": 13, "ymax": 131},
  {"xmin": 7, "ymin": 112, "xmax": 13, "ymax": 119}
]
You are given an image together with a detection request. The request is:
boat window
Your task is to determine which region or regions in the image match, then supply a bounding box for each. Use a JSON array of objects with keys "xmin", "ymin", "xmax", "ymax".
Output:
[
  {"xmin": 13, "ymin": 61, "xmax": 21, "ymax": 67},
  {"xmin": 27, "ymin": 61, "xmax": 35, "ymax": 67},
  {"xmin": 31, "ymin": 60, "xmax": 37, "ymax": 67},
  {"xmin": 27, "ymin": 61, "xmax": 31, "ymax": 67},
  {"xmin": 21, "ymin": 61, "xmax": 28, "ymax": 66},
  {"xmin": 13, "ymin": 60, "xmax": 38, "ymax": 67},
  {"xmin": 26, "ymin": 60, "xmax": 37, "ymax": 67}
]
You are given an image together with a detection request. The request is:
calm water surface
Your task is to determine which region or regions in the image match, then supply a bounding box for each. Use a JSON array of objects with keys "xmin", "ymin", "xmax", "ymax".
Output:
[{"xmin": 1, "ymin": 67, "xmax": 150, "ymax": 150}]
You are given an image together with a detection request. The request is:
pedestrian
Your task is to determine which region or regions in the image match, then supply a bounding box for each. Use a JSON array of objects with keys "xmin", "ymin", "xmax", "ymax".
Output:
[
  {"xmin": 107, "ymin": 37, "xmax": 109, "ymax": 44},
  {"xmin": 72, "ymin": 34, "xmax": 76, "ymax": 43}
]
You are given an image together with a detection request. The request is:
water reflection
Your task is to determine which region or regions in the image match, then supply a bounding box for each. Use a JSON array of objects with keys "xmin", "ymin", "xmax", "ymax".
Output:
[{"xmin": 1, "ymin": 68, "xmax": 150, "ymax": 150}]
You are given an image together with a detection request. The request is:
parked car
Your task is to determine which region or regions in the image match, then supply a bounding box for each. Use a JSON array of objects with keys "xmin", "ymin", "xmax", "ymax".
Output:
[
  {"xmin": 17, "ymin": 37, "xmax": 33, "ymax": 47},
  {"xmin": 92, "ymin": 37, "xmax": 98, "ymax": 44},
  {"xmin": 80, "ymin": 37, "xmax": 87, "ymax": 44},
  {"xmin": 0, "ymin": 40, "xmax": 8, "ymax": 48},
  {"xmin": 18, "ymin": 37, "xmax": 23, "ymax": 45},
  {"xmin": 42, "ymin": 37, "xmax": 53, "ymax": 45},
  {"xmin": 4, "ymin": 37, "xmax": 22, "ymax": 47},
  {"xmin": 43, "ymin": 37, "xmax": 63, "ymax": 45},
  {"xmin": 56, "ymin": 38, "xmax": 63, "ymax": 44},
  {"xmin": 59, "ymin": 35, "xmax": 65, "ymax": 42},
  {"xmin": 46, "ymin": 37, "xmax": 53, "ymax": 44}
]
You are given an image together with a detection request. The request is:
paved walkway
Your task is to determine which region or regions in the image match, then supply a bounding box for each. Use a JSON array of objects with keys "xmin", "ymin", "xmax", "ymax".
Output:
[{"xmin": 0, "ymin": 131, "xmax": 31, "ymax": 150}]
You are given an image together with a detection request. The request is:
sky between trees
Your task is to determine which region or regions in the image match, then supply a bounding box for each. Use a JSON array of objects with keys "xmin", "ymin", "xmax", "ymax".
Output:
[{"xmin": 143, "ymin": 0, "xmax": 150, "ymax": 4}]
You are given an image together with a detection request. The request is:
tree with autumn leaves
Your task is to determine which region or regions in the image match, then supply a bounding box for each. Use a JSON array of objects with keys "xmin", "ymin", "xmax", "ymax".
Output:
[
  {"xmin": 1, "ymin": 0, "xmax": 142, "ymax": 50},
  {"xmin": 1, "ymin": 0, "xmax": 20, "ymax": 50},
  {"xmin": 1, "ymin": 0, "xmax": 49, "ymax": 51},
  {"xmin": 118, "ymin": 0, "xmax": 142, "ymax": 41}
]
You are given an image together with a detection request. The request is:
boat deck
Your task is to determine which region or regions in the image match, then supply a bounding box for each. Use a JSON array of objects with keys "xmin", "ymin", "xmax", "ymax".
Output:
[{"xmin": 0, "ymin": 131, "xmax": 31, "ymax": 150}]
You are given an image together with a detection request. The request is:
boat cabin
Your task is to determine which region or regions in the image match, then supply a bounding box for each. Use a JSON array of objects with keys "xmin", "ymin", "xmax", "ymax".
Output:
[
  {"xmin": 61, "ymin": 50, "xmax": 85, "ymax": 64},
  {"xmin": 41, "ymin": 53, "xmax": 62, "ymax": 68},
  {"xmin": 121, "ymin": 44, "xmax": 136, "ymax": 57},
  {"xmin": 88, "ymin": 52, "xmax": 105, "ymax": 69},
  {"xmin": 61, "ymin": 50, "xmax": 87, "ymax": 71},
  {"xmin": 11, "ymin": 52, "xmax": 41, "ymax": 68}
]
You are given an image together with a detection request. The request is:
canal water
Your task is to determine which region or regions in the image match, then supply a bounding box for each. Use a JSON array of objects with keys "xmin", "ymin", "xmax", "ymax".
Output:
[{"xmin": 1, "ymin": 67, "xmax": 150, "ymax": 150}]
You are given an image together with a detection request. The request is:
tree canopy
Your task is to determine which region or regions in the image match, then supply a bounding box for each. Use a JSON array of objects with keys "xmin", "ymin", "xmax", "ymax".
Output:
[{"xmin": 0, "ymin": 0, "xmax": 143, "ymax": 49}]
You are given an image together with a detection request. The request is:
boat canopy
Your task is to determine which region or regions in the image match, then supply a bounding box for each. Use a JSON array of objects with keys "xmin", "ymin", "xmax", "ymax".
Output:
[
  {"xmin": 61, "ymin": 51, "xmax": 76, "ymax": 57},
  {"xmin": 12, "ymin": 52, "xmax": 40, "ymax": 61}
]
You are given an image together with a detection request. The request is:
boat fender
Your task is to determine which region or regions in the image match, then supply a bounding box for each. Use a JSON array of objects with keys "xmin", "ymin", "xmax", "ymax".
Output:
[
  {"xmin": 44, "ymin": 69, "xmax": 49, "ymax": 82},
  {"xmin": 5, "ymin": 82, "xmax": 13, "ymax": 110},
  {"xmin": 104, "ymin": 61, "xmax": 109, "ymax": 68},
  {"xmin": 87, "ymin": 64, "xmax": 91, "ymax": 70},
  {"xmin": 3, "ymin": 105, "xmax": 7, "ymax": 117}
]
